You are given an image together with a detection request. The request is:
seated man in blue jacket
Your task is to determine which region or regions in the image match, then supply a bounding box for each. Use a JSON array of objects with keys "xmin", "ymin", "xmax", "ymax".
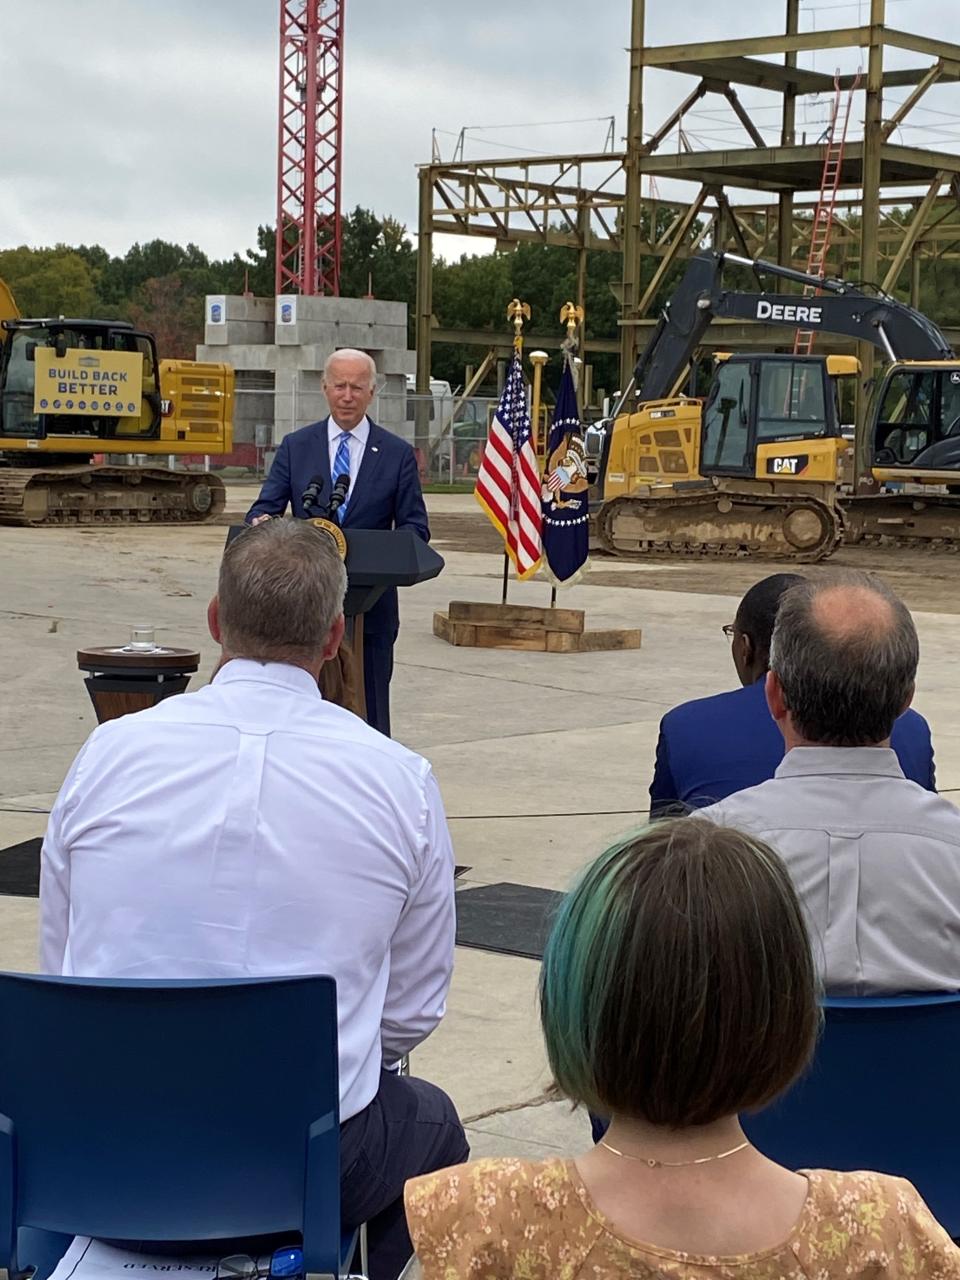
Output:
[{"xmin": 649, "ymin": 572, "xmax": 936, "ymax": 815}]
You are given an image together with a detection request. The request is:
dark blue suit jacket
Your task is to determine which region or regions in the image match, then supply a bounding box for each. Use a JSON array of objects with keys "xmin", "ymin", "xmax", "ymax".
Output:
[
  {"xmin": 245, "ymin": 418, "xmax": 429, "ymax": 637},
  {"xmin": 649, "ymin": 676, "xmax": 936, "ymax": 815}
]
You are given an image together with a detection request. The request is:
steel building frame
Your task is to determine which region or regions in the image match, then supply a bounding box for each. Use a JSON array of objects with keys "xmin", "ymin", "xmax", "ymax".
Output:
[{"xmin": 415, "ymin": 0, "xmax": 960, "ymax": 422}]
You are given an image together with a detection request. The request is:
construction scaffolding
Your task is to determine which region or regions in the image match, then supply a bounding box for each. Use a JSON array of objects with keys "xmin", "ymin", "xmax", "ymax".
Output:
[{"xmin": 415, "ymin": 0, "xmax": 960, "ymax": 477}]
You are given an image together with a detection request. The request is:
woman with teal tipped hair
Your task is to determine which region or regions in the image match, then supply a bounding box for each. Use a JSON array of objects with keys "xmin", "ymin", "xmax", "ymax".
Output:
[{"xmin": 404, "ymin": 818, "xmax": 960, "ymax": 1279}]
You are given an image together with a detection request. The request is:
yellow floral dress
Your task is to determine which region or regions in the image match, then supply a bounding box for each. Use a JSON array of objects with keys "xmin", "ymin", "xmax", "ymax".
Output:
[{"xmin": 404, "ymin": 1158, "xmax": 960, "ymax": 1279}]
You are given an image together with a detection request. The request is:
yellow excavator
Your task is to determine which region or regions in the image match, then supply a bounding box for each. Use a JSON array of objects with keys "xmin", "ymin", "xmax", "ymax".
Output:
[
  {"xmin": 588, "ymin": 251, "xmax": 960, "ymax": 561},
  {"xmin": 0, "ymin": 278, "xmax": 234, "ymax": 525}
]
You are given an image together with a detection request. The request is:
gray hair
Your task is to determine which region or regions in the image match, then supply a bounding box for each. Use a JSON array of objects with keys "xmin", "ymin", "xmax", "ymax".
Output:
[
  {"xmin": 769, "ymin": 570, "xmax": 918, "ymax": 746},
  {"xmin": 322, "ymin": 348, "xmax": 377, "ymax": 390},
  {"xmin": 218, "ymin": 518, "xmax": 347, "ymax": 663}
]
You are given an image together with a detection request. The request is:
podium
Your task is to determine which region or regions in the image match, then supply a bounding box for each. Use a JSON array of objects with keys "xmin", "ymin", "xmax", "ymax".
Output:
[{"xmin": 225, "ymin": 525, "xmax": 444, "ymax": 719}]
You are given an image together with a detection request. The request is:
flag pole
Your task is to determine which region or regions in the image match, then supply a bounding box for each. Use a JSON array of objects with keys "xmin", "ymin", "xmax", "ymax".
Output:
[{"xmin": 528, "ymin": 349, "xmax": 551, "ymax": 607}]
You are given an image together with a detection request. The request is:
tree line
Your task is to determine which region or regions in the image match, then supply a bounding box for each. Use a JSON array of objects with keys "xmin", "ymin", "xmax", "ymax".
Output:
[{"xmin": 3, "ymin": 205, "xmax": 959, "ymax": 395}]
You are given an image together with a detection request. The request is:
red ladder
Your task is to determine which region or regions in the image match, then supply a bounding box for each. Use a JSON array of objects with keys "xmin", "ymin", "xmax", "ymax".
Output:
[{"xmin": 793, "ymin": 71, "xmax": 861, "ymax": 356}]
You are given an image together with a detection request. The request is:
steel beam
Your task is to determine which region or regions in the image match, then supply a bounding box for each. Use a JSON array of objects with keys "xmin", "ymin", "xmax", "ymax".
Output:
[
  {"xmin": 879, "ymin": 142, "xmax": 960, "ymax": 177},
  {"xmin": 779, "ymin": 0, "xmax": 800, "ymax": 267},
  {"xmin": 620, "ymin": 0, "xmax": 647, "ymax": 382},
  {"xmin": 856, "ymin": 0, "xmax": 885, "ymax": 491},
  {"xmin": 881, "ymin": 61, "xmax": 944, "ymax": 139},
  {"xmin": 653, "ymin": 57, "xmax": 832, "ymax": 94},
  {"xmin": 881, "ymin": 173, "xmax": 947, "ymax": 293},
  {"xmin": 431, "ymin": 327, "xmax": 619, "ymax": 355},
  {"xmin": 641, "ymin": 26, "xmax": 871, "ymax": 65},
  {"xmin": 882, "ymin": 29, "xmax": 960, "ymax": 63},
  {"xmin": 644, "ymin": 81, "xmax": 708, "ymax": 154},
  {"xmin": 722, "ymin": 86, "xmax": 767, "ymax": 148},
  {"xmin": 841, "ymin": 65, "xmax": 960, "ymax": 89},
  {"xmin": 415, "ymin": 166, "xmax": 434, "ymax": 454},
  {"xmin": 634, "ymin": 186, "xmax": 711, "ymax": 319}
]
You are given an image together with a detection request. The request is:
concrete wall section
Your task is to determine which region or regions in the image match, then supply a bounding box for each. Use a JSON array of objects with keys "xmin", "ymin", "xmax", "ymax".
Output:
[
  {"xmin": 201, "ymin": 294, "xmax": 415, "ymax": 445},
  {"xmin": 203, "ymin": 295, "xmax": 275, "ymax": 348}
]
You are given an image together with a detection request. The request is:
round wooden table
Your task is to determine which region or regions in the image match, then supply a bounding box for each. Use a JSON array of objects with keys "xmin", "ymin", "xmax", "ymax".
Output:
[{"xmin": 77, "ymin": 646, "xmax": 201, "ymax": 724}]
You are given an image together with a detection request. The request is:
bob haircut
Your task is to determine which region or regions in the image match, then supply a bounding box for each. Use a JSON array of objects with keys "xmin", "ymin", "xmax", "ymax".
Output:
[{"xmin": 539, "ymin": 818, "xmax": 820, "ymax": 1128}]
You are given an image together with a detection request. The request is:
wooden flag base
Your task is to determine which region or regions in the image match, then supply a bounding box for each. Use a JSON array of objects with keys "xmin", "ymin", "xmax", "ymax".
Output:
[{"xmin": 433, "ymin": 601, "xmax": 641, "ymax": 653}]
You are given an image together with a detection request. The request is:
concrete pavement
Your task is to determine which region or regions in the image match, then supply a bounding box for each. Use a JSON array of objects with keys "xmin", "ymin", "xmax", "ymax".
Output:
[{"xmin": 2, "ymin": 491, "xmax": 959, "ymax": 1161}]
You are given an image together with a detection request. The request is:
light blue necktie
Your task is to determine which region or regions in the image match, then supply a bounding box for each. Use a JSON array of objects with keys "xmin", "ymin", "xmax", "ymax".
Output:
[{"xmin": 331, "ymin": 430, "xmax": 351, "ymax": 522}]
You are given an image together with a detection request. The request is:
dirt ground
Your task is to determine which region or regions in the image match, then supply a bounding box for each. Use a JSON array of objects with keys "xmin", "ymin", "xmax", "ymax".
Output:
[{"xmin": 427, "ymin": 511, "xmax": 960, "ymax": 615}]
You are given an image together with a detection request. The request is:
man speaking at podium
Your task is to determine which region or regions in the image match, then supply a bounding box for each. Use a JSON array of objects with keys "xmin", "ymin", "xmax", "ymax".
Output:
[{"xmin": 246, "ymin": 348, "xmax": 429, "ymax": 736}]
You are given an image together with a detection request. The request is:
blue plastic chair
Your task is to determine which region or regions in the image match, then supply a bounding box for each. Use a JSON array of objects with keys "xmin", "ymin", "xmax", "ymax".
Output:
[
  {"xmin": 742, "ymin": 992, "xmax": 960, "ymax": 1236},
  {"xmin": 0, "ymin": 973, "xmax": 360, "ymax": 1279}
]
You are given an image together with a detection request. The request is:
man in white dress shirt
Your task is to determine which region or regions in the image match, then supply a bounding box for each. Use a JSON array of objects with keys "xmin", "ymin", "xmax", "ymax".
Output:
[
  {"xmin": 40, "ymin": 518, "xmax": 466, "ymax": 1280},
  {"xmin": 699, "ymin": 570, "xmax": 960, "ymax": 994}
]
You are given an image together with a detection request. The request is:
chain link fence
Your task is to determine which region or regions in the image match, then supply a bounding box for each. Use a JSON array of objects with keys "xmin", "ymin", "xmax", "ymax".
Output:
[
  {"xmin": 375, "ymin": 392, "xmax": 499, "ymax": 484},
  {"xmin": 149, "ymin": 383, "xmax": 503, "ymax": 485}
]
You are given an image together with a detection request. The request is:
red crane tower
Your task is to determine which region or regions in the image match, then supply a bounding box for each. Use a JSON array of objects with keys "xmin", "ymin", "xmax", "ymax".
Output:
[{"xmin": 275, "ymin": 0, "xmax": 344, "ymax": 297}]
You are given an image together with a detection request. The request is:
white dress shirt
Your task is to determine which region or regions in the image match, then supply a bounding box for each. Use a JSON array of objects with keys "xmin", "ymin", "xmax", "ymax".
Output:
[
  {"xmin": 327, "ymin": 416, "xmax": 370, "ymax": 501},
  {"xmin": 39, "ymin": 659, "xmax": 456, "ymax": 1120},
  {"xmin": 699, "ymin": 746, "xmax": 960, "ymax": 995}
]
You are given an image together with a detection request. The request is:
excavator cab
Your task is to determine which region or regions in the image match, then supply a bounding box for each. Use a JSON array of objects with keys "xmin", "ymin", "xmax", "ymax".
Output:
[
  {"xmin": 870, "ymin": 363, "xmax": 960, "ymax": 480},
  {"xmin": 701, "ymin": 354, "xmax": 850, "ymax": 486},
  {"xmin": 600, "ymin": 353, "xmax": 852, "ymax": 498},
  {"xmin": 0, "ymin": 319, "xmax": 163, "ymax": 445}
]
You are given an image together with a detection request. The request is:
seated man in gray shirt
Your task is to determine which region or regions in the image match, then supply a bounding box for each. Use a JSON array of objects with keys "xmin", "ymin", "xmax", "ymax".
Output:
[{"xmin": 699, "ymin": 569, "xmax": 960, "ymax": 994}]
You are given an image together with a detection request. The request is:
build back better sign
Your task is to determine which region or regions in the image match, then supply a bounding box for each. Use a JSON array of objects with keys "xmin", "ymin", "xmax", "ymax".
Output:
[{"xmin": 33, "ymin": 347, "xmax": 144, "ymax": 416}]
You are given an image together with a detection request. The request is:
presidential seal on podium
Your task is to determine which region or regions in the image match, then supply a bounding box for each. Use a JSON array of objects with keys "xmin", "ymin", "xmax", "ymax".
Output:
[{"xmin": 307, "ymin": 516, "xmax": 348, "ymax": 559}]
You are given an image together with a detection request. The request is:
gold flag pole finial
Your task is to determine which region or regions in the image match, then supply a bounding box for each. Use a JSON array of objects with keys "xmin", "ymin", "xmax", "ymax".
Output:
[
  {"xmin": 507, "ymin": 299, "xmax": 531, "ymax": 352},
  {"xmin": 559, "ymin": 302, "xmax": 584, "ymax": 358}
]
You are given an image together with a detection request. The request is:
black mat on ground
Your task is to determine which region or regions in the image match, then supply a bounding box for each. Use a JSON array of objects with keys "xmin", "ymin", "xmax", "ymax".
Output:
[
  {"xmin": 0, "ymin": 838, "xmax": 41, "ymax": 897},
  {"xmin": 454, "ymin": 865, "xmax": 470, "ymax": 879},
  {"xmin": 455, "ymin": 881, "xmax": 564, "ymax": 960},
  {"xmin": 0, "ymin": 843, "xmax": 471, "ymax": 902}
]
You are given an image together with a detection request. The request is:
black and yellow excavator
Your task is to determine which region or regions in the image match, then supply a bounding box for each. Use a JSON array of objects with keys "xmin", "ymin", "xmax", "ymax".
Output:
[
  {"xmin": 0, "ymin": 278, "xmax": 234, "ymax": 525},
  {"xmin": 589, "ymin": 251, "xmax": 960, "ymax": 561}
]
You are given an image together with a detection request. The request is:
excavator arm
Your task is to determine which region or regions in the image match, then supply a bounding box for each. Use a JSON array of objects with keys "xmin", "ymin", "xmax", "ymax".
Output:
[
  {"xmin": 0, "ymin": 279, "xmax": 19, "ymax": 334},
  {"xmin": 629, "ymin": 251, "xmax": 954, "ymax": 405}
]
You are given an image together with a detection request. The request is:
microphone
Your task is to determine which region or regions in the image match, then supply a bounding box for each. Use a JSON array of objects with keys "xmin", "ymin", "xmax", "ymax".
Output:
[
  {"xmin": 326, "ymin": 472, "xmax": 350, "ymax": 517},
  {"xmin": 301, "ymin": 474, "xmax": 325, "ymax": 516}
]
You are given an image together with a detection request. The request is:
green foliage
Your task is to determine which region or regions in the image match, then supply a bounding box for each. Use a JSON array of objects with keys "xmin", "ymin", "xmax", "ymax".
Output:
[
  {"xmin": 237, "ymin": 224, "xmax": 276, "ymax": 297},
  {"xmin": 0, "ymin": 245, "xmax": 97, "ymax": 317},
  {"xmin": 339, "ymin": 207, "xmax": 417, "ymax": 337},
  {"xmin": 6, "ymin": 202, "xmax": 958, "ymax": 379},
  {"xmin": 126, "ymin": 275, "xmax": 204, "ymax": 360}
]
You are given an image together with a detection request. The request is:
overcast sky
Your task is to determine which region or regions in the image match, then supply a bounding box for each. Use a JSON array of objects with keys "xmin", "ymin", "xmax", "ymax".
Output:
[{"xmin": 2, "ymin": 0, "xmax": 958, "ymax": 262}]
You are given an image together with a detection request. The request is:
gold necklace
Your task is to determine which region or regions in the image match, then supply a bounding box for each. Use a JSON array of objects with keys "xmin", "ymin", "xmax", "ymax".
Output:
[{"xmin": 599, "ymin": 1137, "xmax": 750, "ymax": 1168}]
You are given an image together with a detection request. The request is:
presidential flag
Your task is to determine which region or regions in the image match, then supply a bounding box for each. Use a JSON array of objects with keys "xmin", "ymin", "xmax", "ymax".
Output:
[
  {"xmin": 541, "ymin": 359, "xmax": 589, "ymax": 585},
  {"xmin": 474, "ymin": 350, "xmax": 543, "ymax": 579}
]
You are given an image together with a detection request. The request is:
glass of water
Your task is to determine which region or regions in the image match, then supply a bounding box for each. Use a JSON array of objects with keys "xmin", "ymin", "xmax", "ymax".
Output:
[{"xmin": 127, "ymin": 625, "xmax": 157, "ymax": 651}]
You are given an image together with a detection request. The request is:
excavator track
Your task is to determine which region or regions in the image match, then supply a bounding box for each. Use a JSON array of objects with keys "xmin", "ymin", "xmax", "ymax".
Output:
[
  {"xmin": 597, "ymin": 489, "xmax": 843, "ymax": 563},
  {"xmin": 0, "ymin": 466, "xmax": 226, "ymax": 527},
  {"xmin": 841, "ymin": 492, "xmax": 960, "ymax": 551}
]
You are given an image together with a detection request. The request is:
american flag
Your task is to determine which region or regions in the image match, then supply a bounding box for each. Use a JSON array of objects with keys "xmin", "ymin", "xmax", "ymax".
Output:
[{"xmin": 474, "ymin": 350, "xmax": 543, "ymax": 579}]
